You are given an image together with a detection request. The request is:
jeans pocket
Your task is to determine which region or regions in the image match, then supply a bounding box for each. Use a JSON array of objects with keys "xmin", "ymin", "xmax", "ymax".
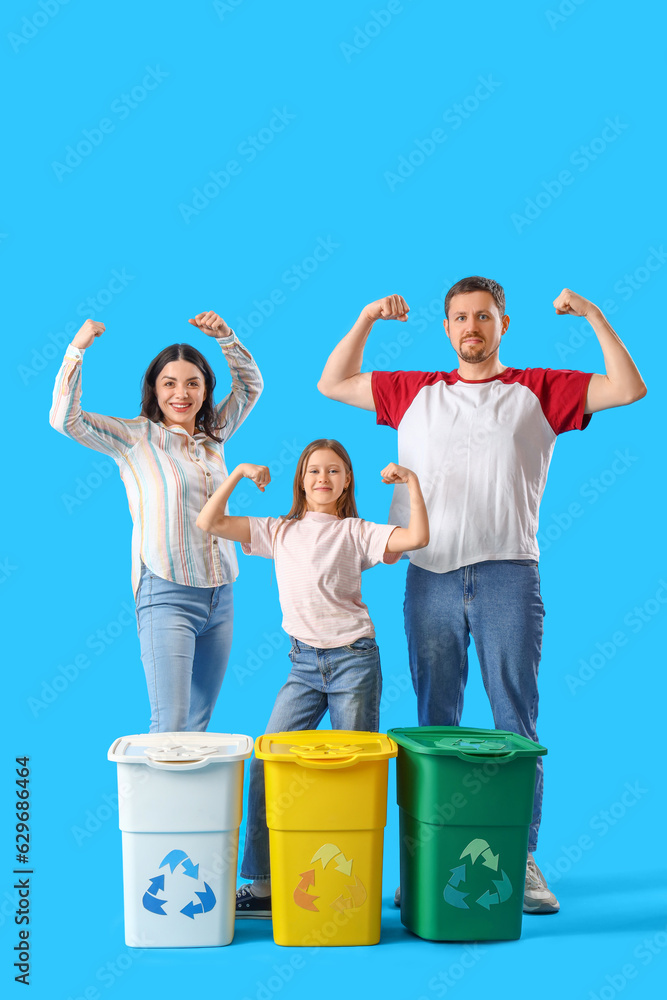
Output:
[
  {"xmin": 342, "ymin": 637, "xmax": 378, "ymax": 655},
  {"xmin": 288, "ymin": 636, "xmax": 300, "ymax": 659},
  {"xmin": 508, "ymin": 559, "xmax": 539, "ymax": 568}
]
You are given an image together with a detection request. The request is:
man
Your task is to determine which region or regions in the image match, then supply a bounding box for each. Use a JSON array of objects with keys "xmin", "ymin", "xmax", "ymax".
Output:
[{"xmin": 318, "ymin": 276, "xmax": 646, "ymax": 913}]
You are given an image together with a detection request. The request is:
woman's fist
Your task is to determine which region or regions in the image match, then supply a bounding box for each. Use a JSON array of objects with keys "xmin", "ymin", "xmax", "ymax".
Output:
[
  {"xmin": 71, "ymin": 319, "xmax": 105, "ymax": 350},
  {"xmin": 189, "ymin": 312, "xmax": 231, "ymax": 338}
]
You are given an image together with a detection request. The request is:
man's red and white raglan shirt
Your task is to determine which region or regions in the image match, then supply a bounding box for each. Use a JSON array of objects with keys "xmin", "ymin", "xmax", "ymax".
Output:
[{"xmin": 372, "ymin": 367, "xmax": 593, "ymax": 574}]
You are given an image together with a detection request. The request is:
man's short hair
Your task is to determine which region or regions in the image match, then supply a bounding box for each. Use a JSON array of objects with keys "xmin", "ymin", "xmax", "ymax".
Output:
[{"xmin": 444, "ymin": 276, "xmax": 506, "ymax": 319}]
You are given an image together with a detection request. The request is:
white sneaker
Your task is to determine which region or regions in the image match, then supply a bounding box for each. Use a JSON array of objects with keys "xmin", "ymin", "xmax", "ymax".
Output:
[{"xmin": 523, "ymin": 854, "xmax": 560, "ymax": 914}]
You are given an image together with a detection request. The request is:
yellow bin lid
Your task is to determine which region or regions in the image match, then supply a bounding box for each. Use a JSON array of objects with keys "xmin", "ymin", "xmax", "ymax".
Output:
[{"xmin": 255, "ymin": 729, "xmax": 397, "ymax": 769}]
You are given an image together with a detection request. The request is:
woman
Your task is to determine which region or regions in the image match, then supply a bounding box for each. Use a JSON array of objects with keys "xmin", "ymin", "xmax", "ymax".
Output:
[{"xmin": 50, "ymin": 311, "xmax": 263, "ymax": 732}]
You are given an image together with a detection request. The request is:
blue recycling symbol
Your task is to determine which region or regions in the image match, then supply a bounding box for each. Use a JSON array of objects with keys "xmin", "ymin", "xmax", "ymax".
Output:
[{"xmin": 142, "ymin": 849, "xmax": 216, "ymax": 919}]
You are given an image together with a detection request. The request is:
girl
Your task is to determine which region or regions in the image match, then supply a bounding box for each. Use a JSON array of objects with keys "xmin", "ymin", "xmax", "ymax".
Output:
[
  {"xmin": 196, "ymin": 438, "xmax": 428, "ymax": 918},
  {"xmin": 50, "ymin": 311, "xmax": 263, "ymax": 733}
]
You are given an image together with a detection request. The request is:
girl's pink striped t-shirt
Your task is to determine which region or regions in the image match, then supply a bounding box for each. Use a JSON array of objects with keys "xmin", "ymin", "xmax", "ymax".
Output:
[{"xmin": 241, "ymin": 511, "xmax": 399, "ymax": 648}]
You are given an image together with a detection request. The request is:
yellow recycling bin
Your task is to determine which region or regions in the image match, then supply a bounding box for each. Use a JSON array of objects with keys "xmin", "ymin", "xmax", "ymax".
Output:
[{"xmin": 255, "ymin": 730, "xmax": 397, "ymax": 947}]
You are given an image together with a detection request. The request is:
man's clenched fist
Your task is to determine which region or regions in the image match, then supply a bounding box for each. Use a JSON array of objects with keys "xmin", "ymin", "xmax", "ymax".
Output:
[
  {"xmin": 363, "ymin": 294, "xmax": 410, "ymax": 323},
  {"xmin": 553, "ymin": 289, "xmax": 596, "ymax": 318}
]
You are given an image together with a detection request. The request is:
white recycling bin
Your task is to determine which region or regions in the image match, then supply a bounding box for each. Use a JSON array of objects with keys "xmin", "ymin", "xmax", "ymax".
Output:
[{"xmin": 108, "ymin": 732, "xmax": 253, "ymax": 948}]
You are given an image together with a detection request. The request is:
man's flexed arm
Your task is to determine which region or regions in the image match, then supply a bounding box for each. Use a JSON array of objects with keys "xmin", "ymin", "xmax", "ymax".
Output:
[
  {"xmin": 318, "ymin": 294, "xmax": 409, "ymax": 410},
  {"xmin": 553, "ymin": 289, "xmax": 647, "ymax": 413}
]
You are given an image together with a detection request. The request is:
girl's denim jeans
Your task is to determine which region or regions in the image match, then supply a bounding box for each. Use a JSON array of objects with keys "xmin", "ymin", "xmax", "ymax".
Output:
[{"xmin": 240, "ymin": 635, "xmax": 381, "ymax": 880}]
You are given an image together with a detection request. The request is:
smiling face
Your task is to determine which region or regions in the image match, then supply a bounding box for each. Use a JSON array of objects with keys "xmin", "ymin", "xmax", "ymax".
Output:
[
  {"xmin": 301, "ymin": 448, "xmax": 351, "ymax": 515},
  {"xmin": 444, "ymin": 290, "xmax": 509, "ymax": 365},
  {"xmin": 154, "ymin": 360, "xmax": 207, "ymax": 435}
]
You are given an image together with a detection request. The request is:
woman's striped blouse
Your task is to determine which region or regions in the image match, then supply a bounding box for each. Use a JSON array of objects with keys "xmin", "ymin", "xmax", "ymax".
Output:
[{"xmin": 50, "ymin": 332, "xmax": 263, "ymax": 595}]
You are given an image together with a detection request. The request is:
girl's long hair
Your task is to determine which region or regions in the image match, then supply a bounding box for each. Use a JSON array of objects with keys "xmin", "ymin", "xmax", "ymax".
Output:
[
  {"xmin": 140, "ymin": 344, "xmax": 222, "ymax": 441},
  {"xmin": 283, "ymin": 439, "xmax": 358, "ymax": 521}
]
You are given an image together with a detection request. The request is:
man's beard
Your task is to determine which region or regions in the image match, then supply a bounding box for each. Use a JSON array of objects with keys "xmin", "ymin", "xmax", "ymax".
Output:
[{"xmin": 456, "ymin": 340, "xmax": 499, "ymax": 364}]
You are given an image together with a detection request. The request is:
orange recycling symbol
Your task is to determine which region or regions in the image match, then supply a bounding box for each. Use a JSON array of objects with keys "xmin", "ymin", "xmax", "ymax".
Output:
[{"xmin": 293, "ymin": 843, "xmax": 367, "ymax": 913}]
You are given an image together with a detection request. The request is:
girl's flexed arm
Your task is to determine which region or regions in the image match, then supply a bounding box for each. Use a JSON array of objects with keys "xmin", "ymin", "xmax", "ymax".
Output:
[
  {"xmin": 382, "ymin": 463, "xmax": 430, "ymax": 553},
  {"xmin": 196, "ymin": 463, "xmax": 270, "ymax": 543}
]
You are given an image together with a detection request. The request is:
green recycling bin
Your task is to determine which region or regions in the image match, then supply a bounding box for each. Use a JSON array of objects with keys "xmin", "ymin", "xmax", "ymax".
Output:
[{"xmin": 388, "ymin": 726, "xmax": 547, "ymax": 941}]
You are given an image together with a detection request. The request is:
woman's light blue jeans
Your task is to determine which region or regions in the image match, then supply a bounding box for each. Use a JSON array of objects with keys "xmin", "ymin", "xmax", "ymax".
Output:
[
  {"xmin": 240, "ymin": 635, "xmax": 382, "ymax": 881},
  {"xmin": 135, "ymin": 563, "xmax": 234, "ymax": 733},
  {"xmin": 404, "ymin": 560, "xmax": 545, "ymax": 852}
]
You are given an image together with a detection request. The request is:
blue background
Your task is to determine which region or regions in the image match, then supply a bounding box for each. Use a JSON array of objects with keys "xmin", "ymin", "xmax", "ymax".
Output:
[{"xmin": 4, "ymin": 0, "xmax": 666, "ymax": 997}]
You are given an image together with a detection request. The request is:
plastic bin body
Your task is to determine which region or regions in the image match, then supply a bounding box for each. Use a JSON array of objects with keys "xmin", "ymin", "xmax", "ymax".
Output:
[
  {"xmin": 388, "ymin": 726, "xmax": 547, "ymax": 942},
  {"xmin": 256, "ymin": 730, "xmax": 397, "ymax": 947},
  {"xmin": 108, "ymin": 733, "xmax": 252, "ymax": 948}
]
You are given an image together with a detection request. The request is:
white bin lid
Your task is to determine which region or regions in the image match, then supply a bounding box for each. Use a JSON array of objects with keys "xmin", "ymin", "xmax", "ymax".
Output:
[{"xmin": 108, "ymin": 732, "xmax": 254, "ymax": 770}]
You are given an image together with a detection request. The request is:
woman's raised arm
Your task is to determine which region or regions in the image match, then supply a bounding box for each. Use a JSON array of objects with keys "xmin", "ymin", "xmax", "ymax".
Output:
[
  {"xmin": 188, "ymin": 311, "xmax": 264, "ymax": 441},
  {"xmin": 49, "ymin": 319, "xmax": 143, "ymax": 458}
]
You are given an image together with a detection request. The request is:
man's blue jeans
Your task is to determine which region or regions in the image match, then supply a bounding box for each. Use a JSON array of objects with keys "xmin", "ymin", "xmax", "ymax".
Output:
[
  {"xmin": 240, "ymin": 635, "xmax": 382, "ymax": 881},
  {"xmin": 135, "ymin": 563, "xmax": 234, "ymax": 733},
  {"xmin": 404, "ymin": 560, "xmax": 545, "ymax": 852}
]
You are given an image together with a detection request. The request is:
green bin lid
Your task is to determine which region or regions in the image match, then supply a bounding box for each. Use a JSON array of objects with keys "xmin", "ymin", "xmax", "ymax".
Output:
[{"xmin": 387, "ymin": 726, "xmax": 547, "ymax": 760}]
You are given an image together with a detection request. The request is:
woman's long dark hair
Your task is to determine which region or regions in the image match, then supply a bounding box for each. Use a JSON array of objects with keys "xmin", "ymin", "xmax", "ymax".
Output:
[
  {"xmin": 140, "ymin": 344, "xmax": 222, "ymax": 441},
  {"xmin": 283, "ymin": 439, "xmax": 359, "ymax": 521}
]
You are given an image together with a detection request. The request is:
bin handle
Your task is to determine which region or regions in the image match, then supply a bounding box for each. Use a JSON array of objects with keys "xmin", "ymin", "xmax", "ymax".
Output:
[
  {"xmin": 143, "ymin": 757, "xmax": 216, "ymax": 770},
  {"xmin": 287, "ymin": 743, "xmax": 365, "ymax": 769},
  {"xmin": 455, "ymin": 749, "xmax": 518, "ymax": 762},
  {"xmin": 291, "ymin": 754, "xmax": 362, "ymax": 770},
  {"xmin": 142, "ymin": 743, "xmax": 223, "ymax": 770}
]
